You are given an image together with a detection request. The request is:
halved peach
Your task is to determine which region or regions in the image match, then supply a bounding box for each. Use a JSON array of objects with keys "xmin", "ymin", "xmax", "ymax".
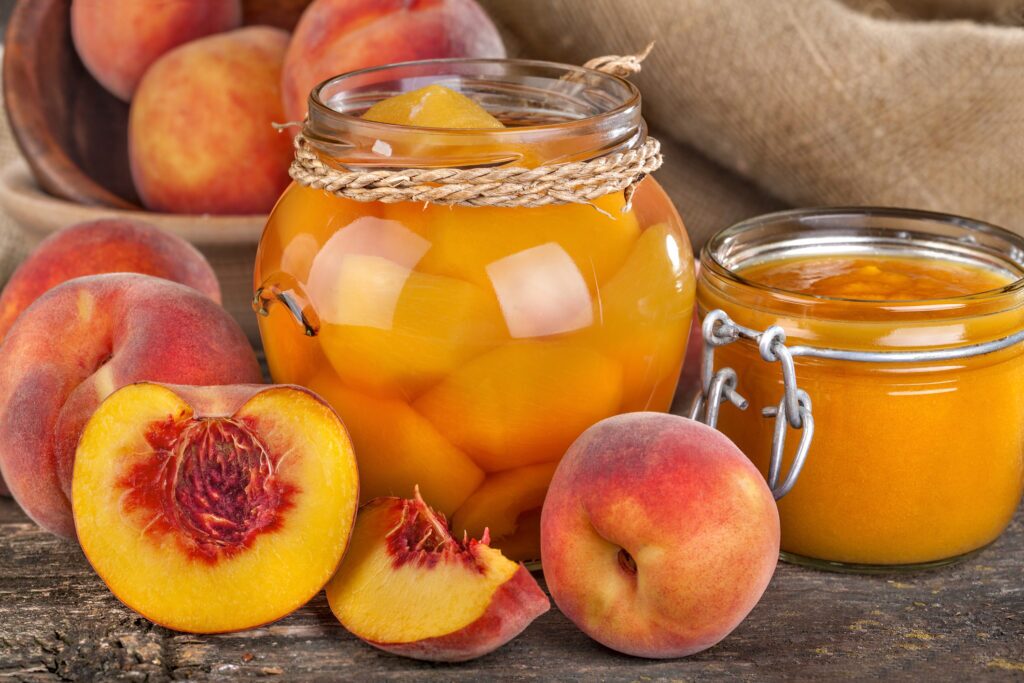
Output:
[
  {"xmin": 315, "ymin": 255, "xmax": 507, "ymax": 398},
  {"xmin": 326, "ymin": 491, "xmax": 549, "ymax": 662},
  {"xmin": 414, "ymin": 342, "xmax": 623, "ymax": 471},
  {"xmin": 307, "ymin": 374, "xmax": 484, "ymax": 515},
  {"xmin": 72, "ymin": 382, "xmax": 359, "ymax": 634},
  {"xmin": 452, "ymin": 462, "xmax": 558, "ymax": 561}
]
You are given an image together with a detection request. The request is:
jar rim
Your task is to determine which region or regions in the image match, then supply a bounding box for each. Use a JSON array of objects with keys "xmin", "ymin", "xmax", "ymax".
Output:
[
  {"xmin": 307, "ymin": 56, "xmax": 642, "ymax": 137},
  {"xmin": 701, "ymin": 206, "xmax": 1024, "ymax": 309}
]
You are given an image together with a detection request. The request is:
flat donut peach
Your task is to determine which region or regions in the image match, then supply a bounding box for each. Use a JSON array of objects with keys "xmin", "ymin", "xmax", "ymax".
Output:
[{"xmin": 0, "ymin": 273, "xmax": 261, "ymax": 537}]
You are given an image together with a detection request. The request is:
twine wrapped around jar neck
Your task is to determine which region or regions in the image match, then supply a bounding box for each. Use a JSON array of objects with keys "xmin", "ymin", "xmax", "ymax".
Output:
[{"xmin": 286, "ymin": 46, "xmax": 663, "ymax": 211}]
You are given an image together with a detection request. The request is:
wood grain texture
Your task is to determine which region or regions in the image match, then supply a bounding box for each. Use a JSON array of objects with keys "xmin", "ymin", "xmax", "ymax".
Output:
[{"xmin": 0, "ymin": 496, "xmax": 1021, "ymax": 681}]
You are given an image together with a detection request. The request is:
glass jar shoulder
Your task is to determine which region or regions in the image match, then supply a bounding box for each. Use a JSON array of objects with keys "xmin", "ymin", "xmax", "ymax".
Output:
[
  {"xmin": 257, "ymin": 180, "xmax": 693, "ymax": 334},
  {"xmin": 255, "ymin": 180, "xmax": 695, "ymax": 415}
]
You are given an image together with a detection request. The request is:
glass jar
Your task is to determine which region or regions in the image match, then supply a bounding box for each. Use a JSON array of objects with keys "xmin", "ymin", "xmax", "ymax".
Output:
[
  {"xmin": 697, "ymin": 208, "xmax": 1024, "ymax": 571},
  {"xmin": 254, "ymin": 59, "xmax": 694, "ymax": 561}
]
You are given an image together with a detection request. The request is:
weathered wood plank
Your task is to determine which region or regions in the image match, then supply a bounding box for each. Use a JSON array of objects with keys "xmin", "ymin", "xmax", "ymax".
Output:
[{"xmin": 0, "ymin": 498, "xmax": 1021, "ymax": 681}]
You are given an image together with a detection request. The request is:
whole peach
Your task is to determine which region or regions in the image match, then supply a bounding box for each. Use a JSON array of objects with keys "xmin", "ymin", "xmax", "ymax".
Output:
[
  {"xmin": 129, "ymin": 27, "xmax": 292, "ymax": 215},
  {"xmin": 281, "ymin": 0, "xmax": 506, "ymax": 121},
  {"xmin": 0, "ymin": 218, "xmax": 221, "ymax": 498},
  {"xmin": 71, "ymin": 0, "xmax": 242, "ymax": 101},
  {"xmin": 540, "ymin": 412, "xmax": 779, "ymax": 658},
  {"xmin": 0, "ymin": 274, "xmax": 261, "ymax": 538},
  {"xmin": 0, "ymin": 219, "xmax": 220, "ymax": 340}
]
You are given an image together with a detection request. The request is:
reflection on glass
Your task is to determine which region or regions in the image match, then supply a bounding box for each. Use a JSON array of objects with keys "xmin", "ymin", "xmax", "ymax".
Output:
[
  {"xmin": 306, "ymin": 217, "xmax": 429, "ymax": 326},
  {"xmin": 486, "ymin": 242, "xmax": 594, "ymax": 338}
]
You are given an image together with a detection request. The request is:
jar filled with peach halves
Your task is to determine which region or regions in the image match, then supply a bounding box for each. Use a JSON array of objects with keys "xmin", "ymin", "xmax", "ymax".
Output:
[{"xmin": 254, "ymin": 58, "xmax": 694, "ymax": 560}]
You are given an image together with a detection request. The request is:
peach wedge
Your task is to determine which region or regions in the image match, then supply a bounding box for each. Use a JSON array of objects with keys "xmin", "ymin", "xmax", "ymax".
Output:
[
  {"xmin": 315, "ymin": 254, "xmax": 506, "ymax": 398},
  {"xmin": 414, "ymin": 342, "xmax": 622, "ymax": 471},
  {"xmin": 326, "ymin": 491, "xmax": 549, "ymax": 662},
  {"xmin": 306, "ymin": 376, "xmax": 484, "ymax": 515},
  {"xmin": 73, "ymin": 383, "xmax": 359, "ymax": 633},
  {"xmin": 451, "ymin": 462, "xmax": 558, "ymax": 561}
]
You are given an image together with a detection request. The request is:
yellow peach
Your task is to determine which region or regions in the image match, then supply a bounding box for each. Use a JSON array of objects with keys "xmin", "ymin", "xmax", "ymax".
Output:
[
  {"xmin": 452, "ymin": 462, "xmax": 558, "ymax": 561},
  {"xmin": 363, "ymin": 84, "xmax": 504, "ymax": 128},
  {"xmin": 541, "ymin": 413, "xmax": 779, "ymax": 658},
  {"xmin": 314, "ymin": 254, "xmax": 506, "ymax": 398},
  {"xmin": 588, "ymin": 223, "xmax": 695, "ymax": 411},
  {"xmin": 326, "ymin": 492, "xmax": 548, "ymax": 662},
  {"xmin": 386, "ymin": 194, "xmax": 640, "ymax": 295},
  {"xmin": 73, "ymin": 383, "xmax": 359, "ymax": 633}
]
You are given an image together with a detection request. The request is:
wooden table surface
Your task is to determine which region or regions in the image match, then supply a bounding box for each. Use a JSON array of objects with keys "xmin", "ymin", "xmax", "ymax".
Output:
[{"xmin": 0, "ymin": 495, "xmax": 1021, "ymax": 681}]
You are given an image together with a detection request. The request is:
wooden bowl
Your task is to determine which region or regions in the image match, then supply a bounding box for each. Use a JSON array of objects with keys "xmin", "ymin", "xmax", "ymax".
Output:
[
  {"xmin": 0, "ymin": 160, "xmax": 265, "ymax": 342},
  {"xmin": 2, "ymin": 0, "xmax": 315, "ymax": 209},
  {"xmin": 3, "ymin": 0, "xmax": 138, "ymax": 208},
  {"xmin": 0, "ymin": 0, "xmax": 316, "ymax": 343}
]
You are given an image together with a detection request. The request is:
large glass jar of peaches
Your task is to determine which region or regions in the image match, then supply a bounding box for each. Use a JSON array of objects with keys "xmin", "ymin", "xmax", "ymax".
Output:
[{"xmin": 254, "ymin": 59, "xmax": 694, "ymax": 560}]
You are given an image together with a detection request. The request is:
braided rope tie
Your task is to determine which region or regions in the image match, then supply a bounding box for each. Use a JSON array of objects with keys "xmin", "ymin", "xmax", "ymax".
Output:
[
  {"xmin": 581, "ymin": 41, "xmax": 654, "ymax": 78},
  {"xmin": 287, "ymin": 45, "xmax": 661, "ymax": 209}
]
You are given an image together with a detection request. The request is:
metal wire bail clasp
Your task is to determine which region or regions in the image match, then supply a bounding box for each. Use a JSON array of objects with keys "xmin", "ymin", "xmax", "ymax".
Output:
[{"xmin": 689, "ymin": 310, "xmax": 814, "ymax": 500}]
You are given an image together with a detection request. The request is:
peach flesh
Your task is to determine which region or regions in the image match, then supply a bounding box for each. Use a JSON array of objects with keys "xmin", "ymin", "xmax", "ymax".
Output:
[
  {"xmin": 540, "ymin": 413, "xmax": 780, "ymax": 659},
  {"xmin": 362, "ymin": 84, "xmax": 504, "ymax": 128},
  {"xmin": 74, "ymin": 382, "xmax": 359, "ymax": 633},
  {"xmin": 127, "ymin": 414, "xmax": 294, "ymax": 563},
  {"xmin": 326, "ymin": 491, "xmax": 549, "ymax": 662}
]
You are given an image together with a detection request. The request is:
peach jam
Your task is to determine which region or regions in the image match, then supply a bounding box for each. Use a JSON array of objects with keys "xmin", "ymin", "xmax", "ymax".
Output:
[
  {"xmin": 254, "ymin": 59, "xmax": 694, "ymax": 561},
  {"xmin": 698, "ymin": 208, "xmax": 1024, "ymax": 571}
]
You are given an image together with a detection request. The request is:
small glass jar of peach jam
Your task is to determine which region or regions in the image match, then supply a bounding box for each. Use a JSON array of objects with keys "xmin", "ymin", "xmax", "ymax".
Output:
[
  {"xmin": 254, "ymin": 59, "xmax": 693, "ymax": 561},
  {"xmin": 697, "ymin": 208, "xmax": 1024, "ymax": 572}
]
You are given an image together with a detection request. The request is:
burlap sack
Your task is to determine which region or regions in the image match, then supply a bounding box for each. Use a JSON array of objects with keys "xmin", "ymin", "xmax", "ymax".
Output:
[{"xmin": 481, "ymin": 0, "xmax": 1024, "ymax": 250}]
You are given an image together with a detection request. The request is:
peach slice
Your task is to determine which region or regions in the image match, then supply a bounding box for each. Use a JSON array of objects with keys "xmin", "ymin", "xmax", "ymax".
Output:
[
  {"xmin": 590, "ymin": 223, "xmax": 695, "ymax": 412},
  {"xmin": 415, "ymin": 342, "xmax": 622, "ymax": 472},
  {"xmin": 315, "ymin": 255, "xmax": 507, "ymax": 398},
  {"xmin": 307, "ymin": 375, "xmax": 484, "ymax": 514},
  {"xmin": 73, "ymin": 382, "xmax": 359, "ymax": 634},
  {"xmin": 386, "ymin": 194, "xmax": 640, "ymax": 294},
  {"xmin": 326, "ymin": 491, "xmax": 549, "ymax": 662},
  {"xmin": 362, "ymin": 84, "xmax": 504, "ymax": 128},
  {"xmin": 452, "ymin": 462, "xmax": 558, "ymax": 561}
]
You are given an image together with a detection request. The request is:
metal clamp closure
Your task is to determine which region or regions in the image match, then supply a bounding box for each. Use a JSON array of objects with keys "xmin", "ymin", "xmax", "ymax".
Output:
[
  {"xmin": 689, "ymin": 307, "xmax": 1024, "ymax": 500},
  {"xmin": 689, "ymin": 310, "xmax": 814, "ymax": 500}
]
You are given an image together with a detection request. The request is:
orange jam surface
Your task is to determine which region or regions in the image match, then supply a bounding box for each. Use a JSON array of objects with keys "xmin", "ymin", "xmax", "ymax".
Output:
[
  {"xmin": 741, "ymin": 254, "xmax": 1012, "ymax": 300},
  {"xmin": 255, "ymin": 86, "xmax": 694, "ymax": 560},
  {"xmin": 703, "ymin": 252, "xmax": 1024, "ymax": 567}
]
